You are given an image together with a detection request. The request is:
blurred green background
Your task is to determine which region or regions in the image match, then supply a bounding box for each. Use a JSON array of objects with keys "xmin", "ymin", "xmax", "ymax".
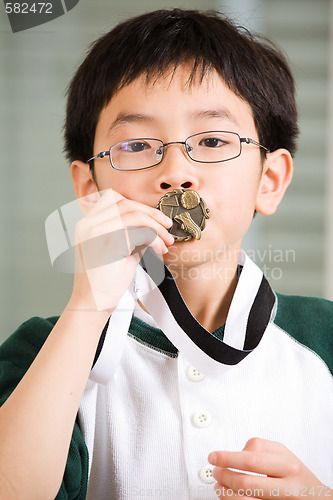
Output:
[{"xmin": 1, "ymin": 0, "xmax": 332, "ymax": 342}]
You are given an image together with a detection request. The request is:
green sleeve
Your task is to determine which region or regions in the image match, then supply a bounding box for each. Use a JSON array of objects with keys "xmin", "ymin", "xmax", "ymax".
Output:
[
  {"xmin": 0, "ymin": 317, "xmax": 89, "ymax": 499},
  {"xmin": 274, "ymin": 293, "xmax": 333, "ymax": 376}
]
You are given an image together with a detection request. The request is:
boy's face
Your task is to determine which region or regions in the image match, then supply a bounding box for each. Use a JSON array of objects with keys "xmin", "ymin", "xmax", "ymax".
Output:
[{"xmin": 90, "ymin": 66, "xmax": 265, "ymax": 267}]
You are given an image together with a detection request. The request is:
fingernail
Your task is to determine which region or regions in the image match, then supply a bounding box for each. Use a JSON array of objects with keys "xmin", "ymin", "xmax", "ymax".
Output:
[
  {"xmin": 167, "ymin": 233, "xmax": 174, "ymax": 245},
  {"xmin": 212, "ymin": 467, "xmax": 219, "ymax": 479},
  {"xmin": 164, "ymin": 216, "xmax": 173, "ymax": 228},
  {"xmin": 208, "ymin": 452, "xmax": 217, "ymax": 464}
]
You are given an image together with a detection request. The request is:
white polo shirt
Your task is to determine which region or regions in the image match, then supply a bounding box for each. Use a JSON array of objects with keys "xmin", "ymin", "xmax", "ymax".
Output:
[{"xmin": 78, "ymin": 254, "xmax": 333, "ymax": 499}]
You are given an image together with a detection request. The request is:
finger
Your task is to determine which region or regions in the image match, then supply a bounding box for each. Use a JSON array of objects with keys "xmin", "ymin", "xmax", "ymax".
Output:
[
  {"xmin": 243, "ymin": 438, "xmax": 288, "ymax": 455},
  {"xmin": 132, "ymin": 230, "xmax": 170, "ymax": 256},
  {"xmin": 80, "ymin": 209, "xmax": 174, "ymax": 248},
  {"xmin": 117, "ymin": 198, "xmax": 173, "ymax": 229},
  {"xmin": 79, "ymin": 226, "xmax": 160, "ymax": 270},
  {"xmin": 84, "ymin": 206, "xmax": 174, "ymax": 247},
  {"xmin": 89, "ymin": 189, "xmax": 173, "ymax": 229},
  {"xmin": 119, "ymin": 212, "xmax": 174, "ymax": 246},
  {"xmin": 208, "ymin": 450, "xmax": 288, "ymax": 477},
  {"xmin": 148, "ymin": 237, "xmax": 169, "ymax": 256},
  {"xmin": 127, "ymin": 226, "xmax": 158, "ymax": 250},
  {"xmin": 212, "ymin": 468, "xmax": 282, "ymax": 499},
  {"xmin": 80, "ymin": 223, "xmax": 172, "ymax": 270}
]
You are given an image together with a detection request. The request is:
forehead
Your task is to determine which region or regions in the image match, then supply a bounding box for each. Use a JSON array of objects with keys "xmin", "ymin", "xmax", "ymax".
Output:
[{"xmin": 95, "ymin": 65, "xmax": 256, "ymax": 137}]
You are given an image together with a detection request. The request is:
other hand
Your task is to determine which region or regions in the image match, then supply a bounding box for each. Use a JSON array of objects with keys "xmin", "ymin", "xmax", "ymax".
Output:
[{"xmin": 208, "ymin": 438, "xmax": 331, "ymax": 499}]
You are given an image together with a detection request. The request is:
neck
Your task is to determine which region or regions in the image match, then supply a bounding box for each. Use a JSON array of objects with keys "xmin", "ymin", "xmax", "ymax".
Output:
[{"xmin": 169, "ymin": 246, "xmax": 241, "ymax": 333}]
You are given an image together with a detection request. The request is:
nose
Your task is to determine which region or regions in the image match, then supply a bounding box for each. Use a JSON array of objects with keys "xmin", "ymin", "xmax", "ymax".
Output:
[{"xmin": 155, "ymin": 142, "xmax": 199, "ymax": 192}]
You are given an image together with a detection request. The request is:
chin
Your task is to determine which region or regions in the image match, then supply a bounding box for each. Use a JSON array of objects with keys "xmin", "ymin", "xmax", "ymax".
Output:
[{"xmin": 163, "ymin": 238, "xmax": 212, "ymax": 266}]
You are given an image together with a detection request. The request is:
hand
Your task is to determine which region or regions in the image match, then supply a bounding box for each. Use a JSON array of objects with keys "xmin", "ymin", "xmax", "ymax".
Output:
[
  {"xmin": 208, "ymin": 438, "xmax": 332, "ymax": 499},
  {"xmin": 69, "ymin": 188, "xmax": 174, "ymax": 312}
]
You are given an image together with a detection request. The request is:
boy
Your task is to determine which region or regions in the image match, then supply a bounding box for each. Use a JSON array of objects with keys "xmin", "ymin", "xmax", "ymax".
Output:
[{"xmin": 0, "ymin": 8, "xmax": 332, "ymax": 499}]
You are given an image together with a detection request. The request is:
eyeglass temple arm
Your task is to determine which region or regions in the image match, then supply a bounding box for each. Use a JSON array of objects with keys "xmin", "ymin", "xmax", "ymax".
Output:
[
  {"xmin": 241, "ymin": 137, "xmax": 270, "ymax": 153},
  {"xmin": 87, "ymin": 151, "xmax": 111, "ymax": 163}
]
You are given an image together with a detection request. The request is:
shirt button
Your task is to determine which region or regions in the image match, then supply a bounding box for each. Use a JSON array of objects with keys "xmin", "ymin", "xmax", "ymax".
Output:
[
  {"xmin": 192, "ymin": 411, "xmax": 212, "ymax": 428},
  {"xmin": 199, "ymin": 464, "xmax": 215, "ymax": 484},
  {"xmin": 186, "ymin": 365, "xmax": 205, "ymax": 381}
]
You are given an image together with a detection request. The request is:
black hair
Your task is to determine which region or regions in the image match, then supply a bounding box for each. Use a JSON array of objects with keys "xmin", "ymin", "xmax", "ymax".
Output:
[{"xmin": 64, "ymin": 8, "xmax": 299, "ymax": 164}]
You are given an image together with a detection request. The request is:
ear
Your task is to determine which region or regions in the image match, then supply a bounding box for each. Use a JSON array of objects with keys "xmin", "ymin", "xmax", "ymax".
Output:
[
  {"xmin": 255, "ymin": 149, "xmax": 293, "ymax": 215},
  {"xmin": 71, "ymin": 161, "xmax": 99, "ymax": 213}
]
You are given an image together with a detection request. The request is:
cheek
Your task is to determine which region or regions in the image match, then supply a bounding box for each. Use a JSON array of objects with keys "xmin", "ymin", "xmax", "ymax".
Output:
[
  {"xmin": 95, "ymin": 169, "xmax": 141, "ymax": 198},
  {"xmin": 210, "ymin": 168, "xmax": 261, "ymax": 231},
  {"xmin": 212, "ymin": 172, "xmax": 258, "ymax": 211}
]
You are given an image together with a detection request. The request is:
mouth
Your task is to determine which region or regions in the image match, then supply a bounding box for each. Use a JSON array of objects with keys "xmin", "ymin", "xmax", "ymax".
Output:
[{"xmin": 157, "ymin": 189, "xmax": 210, "ymax": 242}]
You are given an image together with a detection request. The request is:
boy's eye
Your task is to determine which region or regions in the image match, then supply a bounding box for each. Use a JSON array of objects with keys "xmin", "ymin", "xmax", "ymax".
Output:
[
  {"xmin": 120, "ymin": 141, "xmax": 151, "ymax": 153},
  {"xmin": 199, "ymin": 137, "xmax": 225, "ymax": 148}
]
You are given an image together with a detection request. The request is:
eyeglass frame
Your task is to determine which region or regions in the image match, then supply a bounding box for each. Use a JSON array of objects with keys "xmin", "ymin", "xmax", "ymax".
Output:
[{"xmin": 86, "ymin": 130, "xmax": 270, "ymax": 172}]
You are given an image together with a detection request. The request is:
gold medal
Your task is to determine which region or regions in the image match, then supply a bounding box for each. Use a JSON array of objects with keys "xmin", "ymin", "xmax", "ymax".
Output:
[{"xmin": 157, "ymin": 189, "xmax": 210, "ymax": 241}]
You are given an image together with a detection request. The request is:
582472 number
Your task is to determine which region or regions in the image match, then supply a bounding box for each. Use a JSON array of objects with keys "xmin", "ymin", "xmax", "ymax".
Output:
[{"xmin": 5, "ymin": 3, "xmax": 53, "ymax": 14}]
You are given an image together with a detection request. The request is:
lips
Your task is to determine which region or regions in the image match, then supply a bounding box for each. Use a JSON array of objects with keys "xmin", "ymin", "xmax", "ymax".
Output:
[{"xmin": 157, "ymin": 189, "xmax": 210, "ymax": 242}]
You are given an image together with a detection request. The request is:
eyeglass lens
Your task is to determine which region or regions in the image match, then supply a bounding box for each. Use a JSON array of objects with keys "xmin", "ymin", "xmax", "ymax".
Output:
[{"xmin": 110, "ymin": 132, "xmax": 241, "ymax": 170}]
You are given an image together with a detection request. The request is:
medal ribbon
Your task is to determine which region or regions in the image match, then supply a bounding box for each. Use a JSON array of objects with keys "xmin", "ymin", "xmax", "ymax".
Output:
[{"xmin": 90, "ymin": 249, "xmax": 276, "ymax": 384}]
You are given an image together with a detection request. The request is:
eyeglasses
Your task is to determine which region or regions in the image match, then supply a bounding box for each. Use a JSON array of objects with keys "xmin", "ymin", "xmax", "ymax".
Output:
[{"xmin": 87, "ymin": 131, "xmax": 269, "ymax": 171}]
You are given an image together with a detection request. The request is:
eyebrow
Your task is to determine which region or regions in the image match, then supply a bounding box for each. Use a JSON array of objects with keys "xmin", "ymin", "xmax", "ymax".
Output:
[
  {"xmin": 189, "ymin": 108, "xmax": 240, "ymax": 126},
  {"xmin": 109, "ymin": 113, "xmax": 155, "ymax": 132},
  {"xmin": 109, "ymin": 107, "xmax": 239, "ymax": 133}
]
